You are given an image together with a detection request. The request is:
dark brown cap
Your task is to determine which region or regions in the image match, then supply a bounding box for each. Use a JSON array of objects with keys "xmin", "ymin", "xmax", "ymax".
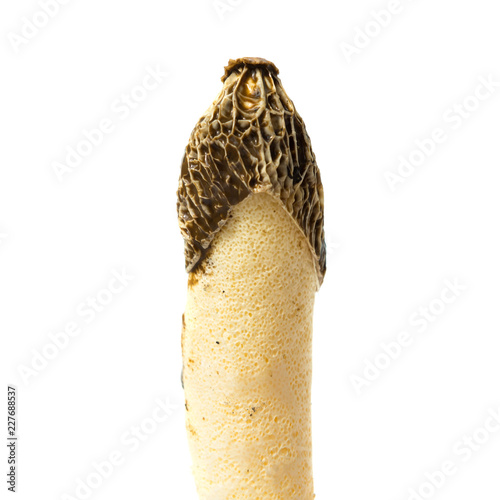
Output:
[{"xmin": 178, "ymin": 58, "xmax": 326, "ymax": 286}]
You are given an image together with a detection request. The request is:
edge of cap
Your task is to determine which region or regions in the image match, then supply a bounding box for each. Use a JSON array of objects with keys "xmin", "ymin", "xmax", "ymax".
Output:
[{"xmin": 222, "ymin": 57, "xmax": 279, "ymax": 82}]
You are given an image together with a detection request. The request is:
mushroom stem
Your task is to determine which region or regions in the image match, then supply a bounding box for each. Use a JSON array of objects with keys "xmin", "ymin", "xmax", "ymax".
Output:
[{"xmin": 182, "ymin": 193, "xmax": 317, "ymax": 499}]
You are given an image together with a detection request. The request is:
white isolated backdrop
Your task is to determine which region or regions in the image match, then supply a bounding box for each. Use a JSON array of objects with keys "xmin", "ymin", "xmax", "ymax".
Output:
[{"xmin": 1, "ymin": 0, "xmax": 500, "ymax": 499}]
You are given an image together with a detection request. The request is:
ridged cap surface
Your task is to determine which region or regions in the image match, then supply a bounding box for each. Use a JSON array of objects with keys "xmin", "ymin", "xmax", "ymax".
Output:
[{"xmin": 177, "ymin": 57, "xmax": 326, "ymax": 285}]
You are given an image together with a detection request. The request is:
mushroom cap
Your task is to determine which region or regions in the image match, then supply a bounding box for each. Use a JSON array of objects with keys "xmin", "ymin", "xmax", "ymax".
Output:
[{"xmin": 177, "ymin": 58, "xmax": 326, "ymax": 286}]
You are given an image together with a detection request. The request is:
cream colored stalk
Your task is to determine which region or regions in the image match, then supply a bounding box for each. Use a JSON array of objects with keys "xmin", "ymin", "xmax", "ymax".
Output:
[{"xmin": 178, "ymin": 58, "xmax": 326, "ymax": 500}]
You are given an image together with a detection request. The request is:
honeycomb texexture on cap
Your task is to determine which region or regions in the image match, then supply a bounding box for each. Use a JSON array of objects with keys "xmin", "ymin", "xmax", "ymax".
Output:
[{"xmin": 177, "ymin": 58, "xmax": 326, "ymax": 286}]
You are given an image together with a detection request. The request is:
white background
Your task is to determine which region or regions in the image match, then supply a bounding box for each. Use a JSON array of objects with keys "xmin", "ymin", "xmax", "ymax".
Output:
[{"xmin": 1, "ymin": 0, "xmax": 500, "ymax": 499}]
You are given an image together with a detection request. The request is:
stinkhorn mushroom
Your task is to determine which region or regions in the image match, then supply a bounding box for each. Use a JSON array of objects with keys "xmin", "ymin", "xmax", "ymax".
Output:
[{"xmin": 177, "ymin": 57, "xmax": 326, "ymax": 500}]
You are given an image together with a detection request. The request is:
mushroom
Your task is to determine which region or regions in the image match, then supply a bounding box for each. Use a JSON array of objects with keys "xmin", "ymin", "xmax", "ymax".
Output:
[{"xmin": 177, "ymin": 57, "xmax": 326, "ymax": 499}]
